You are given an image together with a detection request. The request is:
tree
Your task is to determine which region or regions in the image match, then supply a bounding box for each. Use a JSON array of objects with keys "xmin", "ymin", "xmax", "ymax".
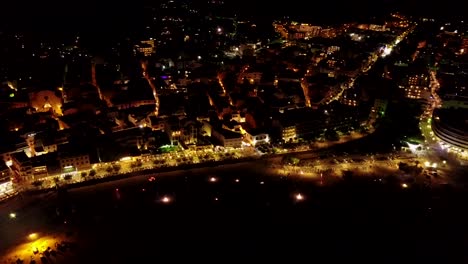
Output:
[
  {"xmin": 106, "ymin": 166, "xmax": 114, "ymax": 173},
  {"xmin": 81, "ymin": 172, "xmax": 87, "ymax": 178},
  {"xmin": 63, "ymin": 174, "xmax": 72, "ymax": 181},
  {"xmin": 325, "ymin": 130, "xmax": 340, "ymax": 141},
  {"xmin": 113, "ymin": 164, "xmax": 121, "ymax": 172},
  {"xmin": 282, "ymin": 155, "xmax": 300, "ymax": 165},
  {"xmin": 89, "ymin": 169, "xmax": 96, "ymax": 177},
  {"xmin": 32, "ymin": 180, "xmax": 43, "ymax": 187},
  {"xmin": 131, "ymin": 160, "xmax": 143, "ymax": 168},
  {"xmin": 53, "ymin": 177, "xmax": 60, "ymax": 184}
]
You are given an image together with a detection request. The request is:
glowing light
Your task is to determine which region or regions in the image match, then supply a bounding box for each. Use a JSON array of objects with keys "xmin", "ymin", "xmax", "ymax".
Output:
[
  {"xmin": 424, "ymin": 161, "xmax": 431, "ymax": 167},
  {"xmin": 235, "ymin": 179, "xmax": 240, "ymax": 183},
  {"xmin": 295, "ymin": 193, "xmax": 304, "ymax": 201},
  {"xmin": 381, "ymin": 46, "xmax": 392, "ymax": 57},
  {"xmin": 209, "ymin": 177, "xmax": 217, "ymax": 183},
  {"xmin": 401, "ymin": 183, "xmax": 409, "ymax": 189},
  {"xmin": 9, "ymin": 212, "xmax": 16, "ymax": 219},
  {"xmin": 406, "ymin": 142, "xmax": 420, "ymax": 152},
  {"xmin": 161, "ymin": 196, "xmax": 171, "ymax": 203},
  {"xmin": 28, "ymin": 233, "xmax": 39, "ymax": 240},
  {"xmin": 120, "ymin": 157, "xmax": 132, "ymax": 162},
  {"xmin": 260, "ymin": 181, "xmax": 264, "ymax": 185}
]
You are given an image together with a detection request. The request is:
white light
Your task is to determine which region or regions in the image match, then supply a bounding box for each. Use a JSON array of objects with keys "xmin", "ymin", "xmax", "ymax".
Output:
[
  {"xmin": 120, "ymin": 157, "xmax": 132, "ymax": 162},
  {"xmin": 401, "ymin": 183, "xmax": 409, "ymax": 188},
  {"xmin": 424, "ymin": 161, "xmax": 431, "ymax": 167},
  {"xmin": 209, "ymin": 177, "xmax": 217, "ymax": 182},
  {"xmin": 161, "ymin": 196, "xmax": 171, "ymax": 203},
  {"xmin": 217, "ymin": 27, "xmax": 222, "ymax": 33},
  {"xmin": 9, "ymin": 213, "xmax": 16, "ymax": 219},
  {"xmin": 235, "ymin": 179, "xmax": 240, "ymax": 183},
  {"xmin": 406, "ymin": 142, "xmax": 420, "ymax": 152},
  {"xmin": 295, "ymin": 193, "xmax": 304, "ymax": 201},
  {"xmin": 381, "ymin": 46, "xmax": 392, "ymax": 57}
]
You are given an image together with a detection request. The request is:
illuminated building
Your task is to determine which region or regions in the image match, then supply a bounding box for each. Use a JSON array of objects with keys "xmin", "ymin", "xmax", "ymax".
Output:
[
  {"xmin": 135, "ymin": 39, "xmax": 156, "ymax": 57},
  {"xmin": 0, "ymin": 163, "xmax": 14, "ymax": 199},
  {"xmin": 281, "ymin": 125, "xmax": 297, "ymax": 143},
  {"xmin": 369, "ymin": 24, "xmax": 387, "ymax": 31},
  {"xmin": 211, "ymin": 128, "xmax": 243, "ymax": 149},
  {"xmin": 244, "ymin": 129, "xmax": 270, "ymax": 146},
  {"xmin": 28, "ymin": 90, "xmax": 63, "ymax": 115},
  {"xmin": 11, "ymin": 152, "xmax": 32, "ymax": 181},
  {"xmin": 59, "ymin": 154, "xmax": 91, "ymax": 173},
  {"xmin": 400, "ymin": 73, "xmax": 430, "ymax": 99},
  {"xmin": 432, "ymin": 107, "xmax": 468, "ymax": 152}
]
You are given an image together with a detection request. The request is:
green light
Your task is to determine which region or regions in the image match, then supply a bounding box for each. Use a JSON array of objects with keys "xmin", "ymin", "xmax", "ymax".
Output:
[{"xmin": 9, "ymin": 93, "xmax": 14, "ymax": 98}]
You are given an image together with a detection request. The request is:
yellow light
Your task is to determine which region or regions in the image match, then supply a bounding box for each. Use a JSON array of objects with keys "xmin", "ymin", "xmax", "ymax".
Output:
[
  {"xmin": 9, "ymin": 213, "xmax": 16, "ymax": 219},
  {"xmin": 120, "ymin": 156, "xmax": 132, "ymax": 162},
  {"xmin": 401, "ymin": 183, "xmax": 408, "ymax": 188},
  {"xmin": 28, "ymin": 233, "xmax": 39, "ymax": 240}
]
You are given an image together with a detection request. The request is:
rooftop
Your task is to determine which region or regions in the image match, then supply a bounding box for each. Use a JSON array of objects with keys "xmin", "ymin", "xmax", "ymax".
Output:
[{"xmin": 216, "ymin": 128, "xmax": 243, "ymax": 139}]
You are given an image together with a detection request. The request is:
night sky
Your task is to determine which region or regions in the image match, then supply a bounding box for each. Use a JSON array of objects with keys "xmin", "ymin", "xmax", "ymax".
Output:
[{"xmin": 0, "ymin": 0, "xmax": 465, "ymax": 32}]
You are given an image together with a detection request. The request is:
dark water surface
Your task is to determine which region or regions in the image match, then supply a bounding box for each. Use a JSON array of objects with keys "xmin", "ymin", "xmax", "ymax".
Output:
[{"xmin": 2, "ymin": 168, "xmax": 468, "ymax": 263}]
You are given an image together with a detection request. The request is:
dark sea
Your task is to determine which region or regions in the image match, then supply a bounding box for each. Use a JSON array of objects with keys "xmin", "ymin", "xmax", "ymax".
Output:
[{"xmin": 2, "ymin": 167, "xmax": 465, "ymax": 264}]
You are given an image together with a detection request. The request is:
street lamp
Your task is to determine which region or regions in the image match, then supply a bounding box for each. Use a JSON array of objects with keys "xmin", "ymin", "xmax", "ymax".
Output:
[
  {"xmin": 294, "ymin": 193, "xmax": 305, "ymax": 201},
  {"xmin": 9, "ymin": 212, "xmax": 16, "ymax": 219},
  {"xmin": 28, "ymin": 233, "xmax": 39, "ymax": 240},
  {"xmin": 161, "ymin": 196, "xmax": 171, "ymax": 204}
]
